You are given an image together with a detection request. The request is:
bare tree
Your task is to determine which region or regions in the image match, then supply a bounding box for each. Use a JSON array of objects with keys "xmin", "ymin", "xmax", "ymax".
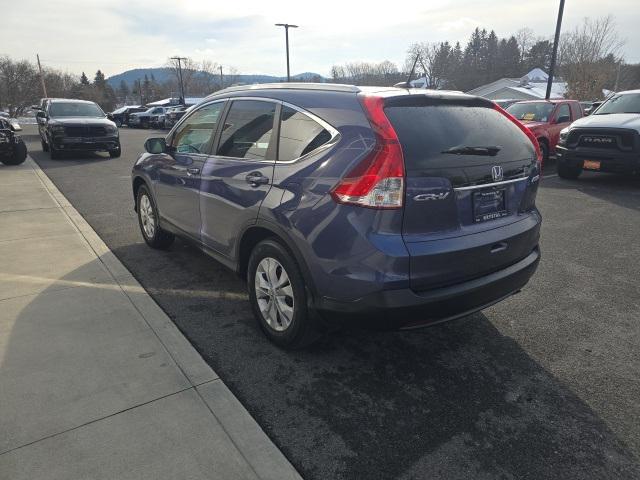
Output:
[
  {"xmin": 559, "ymin": 15, "xmax": 625, "ymax": 99},
  {"xmin": 515, "ymin": 28, "xmax": 535, "ymax": 63}
]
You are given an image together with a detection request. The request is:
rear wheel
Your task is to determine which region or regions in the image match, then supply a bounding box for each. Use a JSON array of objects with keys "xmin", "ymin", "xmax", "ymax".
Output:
[
  {"xmin": 248, "ymin": 239, "xmax": 320, "ymax": 349},
  {"xmin": 136, "ymin": 184, "xmax": 174, "ymax": 249},
  {"xmin": 557, "ymin": 162, "xmax": 582, "ymax": 180}
]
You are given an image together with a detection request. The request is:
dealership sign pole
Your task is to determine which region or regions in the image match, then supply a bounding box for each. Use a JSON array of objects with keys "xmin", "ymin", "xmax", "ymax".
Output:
[{"xmin": 546, "ymin": 0, "xmax": 565, "ymax": 99}]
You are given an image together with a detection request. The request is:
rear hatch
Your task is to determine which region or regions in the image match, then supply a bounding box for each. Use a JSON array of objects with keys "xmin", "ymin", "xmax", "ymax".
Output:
[{"xmin": 384, "ymin": 95, "xmax": 541, "ymax": 291}]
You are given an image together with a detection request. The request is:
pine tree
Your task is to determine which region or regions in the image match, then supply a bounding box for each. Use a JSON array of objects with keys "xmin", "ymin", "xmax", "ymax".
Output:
[
  {"xmin": 80, "ymin": 72, "xmax": 90, "ymax": 85},
  {"xmin": 94, "ymin": 70, "xmax": 106, "ymax": 88}
]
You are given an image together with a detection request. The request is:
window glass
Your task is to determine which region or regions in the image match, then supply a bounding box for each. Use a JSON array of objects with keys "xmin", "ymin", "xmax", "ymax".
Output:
[
  {"xmin": 278, "ymin": 106, "xmax": 332, "ymax": 161},
  {"xmin": 556, "ymin": 104, "xmax": 571, "ymax": 122},
  {"xmin": 506, "ymin": 102, "xmax": 554, "ymax": 122},
  {"xmin": 595, "ymin": 93, "xmax": 640, "ymax": 115},
  {"xmin": 217, "ymin": 100, "xmax": 276, "ymax": 160},
  {"xmin": 385, "ymin": 104, "xmax": 534, "ymax": 171},
  {"xmin": 172, "ymin": 102, "xmax": 223, "ymax": 154},
  {"xmin": 49, "ymin": 102, "xmax": 104, "ymax": 118}
]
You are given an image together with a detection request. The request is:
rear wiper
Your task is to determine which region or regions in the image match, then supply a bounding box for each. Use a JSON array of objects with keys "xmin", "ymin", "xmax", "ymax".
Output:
[{"xmin": 441, "ymin": 145, "xmax": 502, "ymax": 156}]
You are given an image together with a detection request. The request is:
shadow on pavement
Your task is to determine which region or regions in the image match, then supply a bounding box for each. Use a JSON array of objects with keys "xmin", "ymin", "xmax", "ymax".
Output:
[{"xmin": 106, "ymin": 239, "xmax": 640, "ymax": 480}]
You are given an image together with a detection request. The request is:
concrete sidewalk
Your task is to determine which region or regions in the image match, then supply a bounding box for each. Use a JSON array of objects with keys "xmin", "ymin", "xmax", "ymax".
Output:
[{"xmin": 0, "ymin": 158, "xmax": 301, "ymax": 480}]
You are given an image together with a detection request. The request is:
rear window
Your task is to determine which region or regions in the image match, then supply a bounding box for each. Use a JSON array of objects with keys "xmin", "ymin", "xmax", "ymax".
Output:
[{"xmin": 384, "ymin": 104, "xmax": 534, "ymax": 171}]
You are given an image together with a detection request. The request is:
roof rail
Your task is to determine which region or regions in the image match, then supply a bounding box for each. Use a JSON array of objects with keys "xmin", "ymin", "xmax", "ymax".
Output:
[{"xmin": 203, "ymin": 82, "xmax": 361, "ymax": 101}]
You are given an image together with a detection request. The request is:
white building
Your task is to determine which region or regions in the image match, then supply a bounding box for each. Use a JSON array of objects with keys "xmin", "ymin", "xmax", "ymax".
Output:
[{"xmin": 466, "ymin": 68, "xmax": 567, "ymax": 100}]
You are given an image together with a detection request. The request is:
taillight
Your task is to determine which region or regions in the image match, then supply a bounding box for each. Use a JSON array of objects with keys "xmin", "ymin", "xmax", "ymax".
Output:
[
  {"xmin": 493, "ymin": 103, "xmax": 543, "ymax": 169},
  {"xmin": 331, "ymin": 95, "xmax": 405, "ymax": 209}
]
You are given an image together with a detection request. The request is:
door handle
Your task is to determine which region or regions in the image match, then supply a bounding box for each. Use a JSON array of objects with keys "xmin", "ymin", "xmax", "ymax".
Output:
[
  {"xmin": 245, "ymin": 172, "xmax": 269, "ymax": 187},
  {"xmin": 186, "ymin": 167, "xmax": 200, "ymax": 176}
]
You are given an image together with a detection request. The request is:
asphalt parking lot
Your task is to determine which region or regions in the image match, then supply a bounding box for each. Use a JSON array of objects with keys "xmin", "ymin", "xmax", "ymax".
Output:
[{"xmin": 23, "ymin": 124, "xmax": 640, "ymax": 479}]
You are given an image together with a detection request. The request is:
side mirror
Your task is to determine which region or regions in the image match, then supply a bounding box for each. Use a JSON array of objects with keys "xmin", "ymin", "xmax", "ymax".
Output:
[
  {"xmin": 555, "ymin": 115, "xmax": 570, "ymax": 124},
  {"xmin": 36, "ymin": 111, "xmax": 46, "ymax": 119},
  {"xmin": 144, "ymin": 137, "xmax": 167, "ymax": 154},
  {"xmin": 107, "ymin": 113, "xmax": 114, "ymax": 121}
]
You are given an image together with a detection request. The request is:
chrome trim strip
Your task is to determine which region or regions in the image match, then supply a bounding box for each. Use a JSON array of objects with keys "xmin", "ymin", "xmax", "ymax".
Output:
[{"xmin": 454, "ymin": 177, "xmax": 528, "ymax": 191}]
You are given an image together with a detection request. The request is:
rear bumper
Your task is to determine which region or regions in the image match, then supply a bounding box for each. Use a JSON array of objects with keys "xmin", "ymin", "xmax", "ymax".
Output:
[
  {"xmin": 317, "ymin": 247, "xmax": 540, "ymax": 329},
  {"xmin": 556, "ymin": 146, "xmax": 640, "ymax": 174}
]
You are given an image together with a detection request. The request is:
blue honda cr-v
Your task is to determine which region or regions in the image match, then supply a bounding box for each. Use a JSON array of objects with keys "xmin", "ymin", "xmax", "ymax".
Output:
[{"xmin": 132, "ymin": 83, "xmax": 542, "ymax": 348}]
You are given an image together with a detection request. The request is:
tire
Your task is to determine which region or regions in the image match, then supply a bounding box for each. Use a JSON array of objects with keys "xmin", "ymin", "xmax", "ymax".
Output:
[
  {"xmin": 557, "ymin": 162, "xmax": 582, "ymax": 180},
  {"xmin": 248, "ymin": 239, "xmax": 320, "ymax": 349},
  {"xmin": 539, "ymin": 140, "xmax": 549, "ymax": 164},
  {"xmin": 109, "ymin": 143, "xmax": 121, "ymax": 158},
  {"xmin": 0, "ymin": 139, "xmax": 27, "ymax": 165},
  {"xmin": 136, "ymin": 184, "xmax": 174, "ymax": 249},
  {"xmin": 49, "ymin": 140, "xmax": 62, "ymax": 160},
  {"xmin": 41, "ymin": 138, "xmax": 49, "ymax": 152}
]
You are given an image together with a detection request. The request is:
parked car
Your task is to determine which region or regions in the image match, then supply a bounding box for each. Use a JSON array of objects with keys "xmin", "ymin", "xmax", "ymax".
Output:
[
  {"xmin": 0, "ymin": 117, "xmax": 27, "ymax": 165},
  {"xmin": 0, "ymin": 111, "xmax": 9, "ymax": 118},
  {"xmin": 36, "ymin": 98, "xmax": 121, "ymax": 159},
  {"xmin": 494, "ymin": 99, "xmax": 520, "ymax": 109},
  {"xmin": 131, "ymin": 83, "xmax": 542, "ymax": 348},
  {"xmin": 584, "ymin": 100, "xmax": 604, "ymax": 116},
  {"xmin": 555, "ymin": 89, "xmax": 640, "ymax": 179},
  {"xmin": 164, "ymin": 105, "xmax": 192, "ymax": 128},
  {"xmin": 506, "ymin": 99, "xmax": 583, "ymax": 162},
  {"xmin": 110, "ymin": 105, "xmax": 146, "ymax": 127},
  {"xmin": 129, "ymin": 106, "xmax": 169, "ymax": 128}
]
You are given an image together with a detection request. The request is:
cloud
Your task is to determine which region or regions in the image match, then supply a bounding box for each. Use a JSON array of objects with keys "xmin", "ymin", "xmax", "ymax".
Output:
[{"xmin": 2, "ymin": 0, "xmax": 638, "ymax": 78}]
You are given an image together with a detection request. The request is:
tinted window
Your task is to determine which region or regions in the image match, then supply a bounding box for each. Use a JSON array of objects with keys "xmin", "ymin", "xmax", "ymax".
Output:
[
  {"xmin": 49, "ymin": 102, "xmax": 104, "ymax": 118},
  {"xmin": 556, "ymin": 104, "xmax": 571, "ymax": 122},
  {"xmin": 385, "ymin": 104, "xmax": 533, "ymax": 171},
  {"xmin": 217, "ymin": 100, "xmax": 276, "ymax": 160},
  {"xmin": 595, "ymin": 93, "xmax": 640, "ymax": 115},
  {"xmin": 506, "ymin": 102, "xmax": 554, "ymax": 122},
  {"xmin": 172, "ymin": 102, "xmax": 223, "ymax": 154},
  {"xmin": 278, "ymin": 106, "xmax": 331, "ymax": 161}
]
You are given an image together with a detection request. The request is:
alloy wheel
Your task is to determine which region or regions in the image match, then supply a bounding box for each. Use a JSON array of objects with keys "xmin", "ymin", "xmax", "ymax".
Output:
[
  {"xmin": 254, "ymin": 257, "xmax": 295, "ymax": 331},
  {"xmin": 139, "ymin": 194, "xmax": 156, "ymax": 239}
]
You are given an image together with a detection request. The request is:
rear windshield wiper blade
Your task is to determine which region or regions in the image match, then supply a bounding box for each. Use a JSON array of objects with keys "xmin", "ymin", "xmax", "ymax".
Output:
[{"xmin": 441, "ymin": 145, "xmax": 502, "ymax": 156}]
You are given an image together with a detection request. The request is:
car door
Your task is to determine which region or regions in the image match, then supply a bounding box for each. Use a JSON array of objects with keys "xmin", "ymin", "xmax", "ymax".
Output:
[
  {"xmin": 154, "ymin": 101, "xmax": 225, "ymax": 240},
  {"xmin": 199, "ymin": 98, "xmax": 278, "ymax": 257},
  {"xmin": 550, "ymin": 103, "xmax": 572, "ymax": 151}
]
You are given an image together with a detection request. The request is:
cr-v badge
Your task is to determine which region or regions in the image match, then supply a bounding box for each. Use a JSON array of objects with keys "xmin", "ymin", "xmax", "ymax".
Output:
[{"xmin": 414, "ymin": 191, "xmax": 450, "ymax": 201}]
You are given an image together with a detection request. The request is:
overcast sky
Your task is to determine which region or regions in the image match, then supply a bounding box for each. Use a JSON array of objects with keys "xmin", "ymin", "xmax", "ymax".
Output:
[{"xmin": 3, "ymin": 0, "xmax": 639, "ymax": 78}]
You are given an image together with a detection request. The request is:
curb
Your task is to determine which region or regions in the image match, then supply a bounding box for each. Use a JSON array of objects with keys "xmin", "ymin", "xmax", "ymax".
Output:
[{"xmin": 29, "ymin": 157, "xmax": 302, "ymax": 480}]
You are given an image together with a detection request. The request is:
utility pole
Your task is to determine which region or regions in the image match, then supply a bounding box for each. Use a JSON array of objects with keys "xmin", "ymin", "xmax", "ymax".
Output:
[
  {"xmin": 546, "ymin": 0, "xmax": 565, "ymax": 99},
  {"xmin": 36, "ymin": 54, "xmax": 48, "ymax": 98},
  {"xmin": 219, "ymin": 65, "xmax": 224, "ymax": 89},
  {"xmin": 275, "ymin": 23, "xmax": 298, "ymax": 82},
  {"xmin": 170, "ymin": 56, "xmax": 187, "ymax": 104}
]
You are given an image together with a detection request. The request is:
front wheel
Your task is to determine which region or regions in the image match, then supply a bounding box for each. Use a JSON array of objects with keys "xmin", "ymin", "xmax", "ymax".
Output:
[
  {"xmin": 248, "ymin": 239, "xmax": 320, "ymax": 349},
  {"xmin": 539, "ymin": 141, "xmax": 549, "ymax": 164},
  {"xmin": 109, "ymin": 143, "xmax": 121, "ymax": 158},
  {"xmin": 0, "ymin": 139, "xmax": 27, "ymax": 165},
  {"xmin": 557, "ymin": 163, "xmax": 582, "ymax": 180},
  {"xmin": 136, "ymin": 185, "xmax": 175, "ymax": 249}
]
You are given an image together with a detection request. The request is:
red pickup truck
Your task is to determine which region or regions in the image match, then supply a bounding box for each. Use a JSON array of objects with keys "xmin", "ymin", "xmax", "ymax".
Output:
[{"xmin": 506, "ymin": 99, "xmax": 584, "ymax": 162}]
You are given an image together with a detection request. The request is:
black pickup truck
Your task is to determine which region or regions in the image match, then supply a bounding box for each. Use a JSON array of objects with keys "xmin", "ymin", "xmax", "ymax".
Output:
[{"xmin": 556, "ymin": 90, "xmax": 640, "ymax": 179}]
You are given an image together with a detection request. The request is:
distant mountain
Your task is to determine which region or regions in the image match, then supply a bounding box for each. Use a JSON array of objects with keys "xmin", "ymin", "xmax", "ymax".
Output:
[{"xmin": 106, "ymin": 68, "xmax": 326, "ymax": 90}]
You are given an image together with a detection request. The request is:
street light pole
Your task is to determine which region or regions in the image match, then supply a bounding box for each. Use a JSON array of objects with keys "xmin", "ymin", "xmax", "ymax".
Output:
[
  {"xmin": 170, "ymin": 56, "xmax": 187, "ymax": 104},
  {"xmin": 546, "ymin": 0, "xmax": 565, "ymax": 99},
  {"xmin": 275, "ymin": 23, "xmax": 298, "ymax": 82}
]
